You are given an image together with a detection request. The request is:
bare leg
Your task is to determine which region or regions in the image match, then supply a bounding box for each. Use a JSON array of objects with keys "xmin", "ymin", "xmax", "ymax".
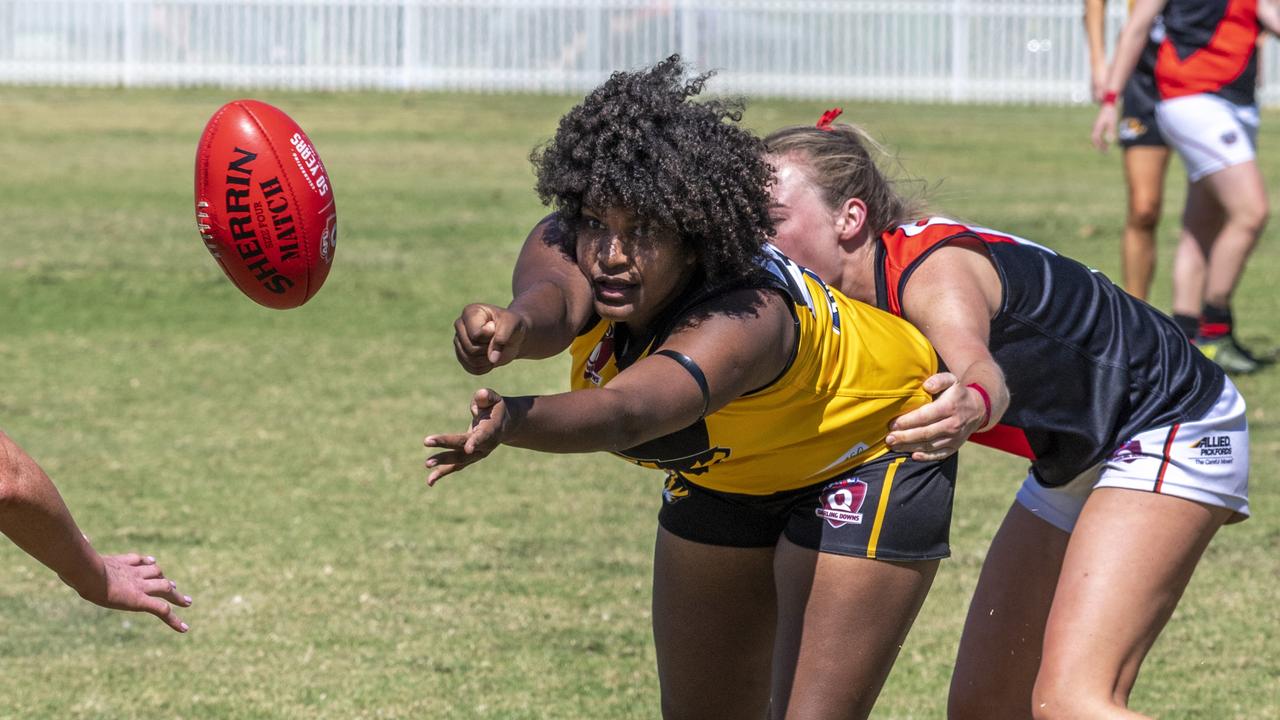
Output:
[
  {"xmin": 1197, "ymin": 161, "xmax": 1268, "ymax": 308},
  {"xmin": 949, "ymin": 503, "xmax": 1070, "ymax": 719},
  {"xmin": 772, "ymin": 537, "xmax": 938, "ymax": 720},
  {"xmin": 1171, "ymin": 181, "xmax": 1222, "ymax": 318},
  {"xmin": 1031, "ymin": 488, "xmax": 1232, "ymax": 720},
  {"xmin": 652, "ymin": 528, "xmax": 777, "ymax": 720},
  {"xmin": 1120, "ymin": 146, "xmax": 1171, "ymax": 301}
]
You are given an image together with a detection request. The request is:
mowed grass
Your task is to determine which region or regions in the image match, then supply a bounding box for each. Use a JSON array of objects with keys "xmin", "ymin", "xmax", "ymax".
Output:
[{"xmin": 0, "ymin": 86, "xmax": 1277, "ymax": 719}]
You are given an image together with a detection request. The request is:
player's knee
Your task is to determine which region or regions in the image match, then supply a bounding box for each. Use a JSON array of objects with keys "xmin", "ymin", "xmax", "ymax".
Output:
[
  {"xmin": 1126, "ymin": 199, "xmax": 1162, "ymax": 231},
  {"xmin": 1030, "ymin": 671, "xmax": 1116, "ymax": 720},
  {"xmin": 1226, "ymin": 198, "xmax": 1269, "ymax": 236}
]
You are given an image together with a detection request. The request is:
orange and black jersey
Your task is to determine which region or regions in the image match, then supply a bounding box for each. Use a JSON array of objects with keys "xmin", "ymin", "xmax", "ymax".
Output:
[
  {"xmin": 877, "ymin": 218, "xmax": 1225, "ymax": 487},
  {"xmin": 569, "ymin": 244, "xmax": 937, "ymax": 496},
  {"xmin": 1156, "ymin": 0, "xmax": 1260, "ymax": 104}
]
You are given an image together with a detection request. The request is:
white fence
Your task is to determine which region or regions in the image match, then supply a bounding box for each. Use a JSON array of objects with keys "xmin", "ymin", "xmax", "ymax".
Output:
[{"xmin": 3, "ymin": 0, "xmax": 1279, "ymax": 104}]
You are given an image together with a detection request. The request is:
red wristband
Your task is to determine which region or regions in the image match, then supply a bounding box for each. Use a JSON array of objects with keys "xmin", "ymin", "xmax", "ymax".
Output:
[
  {"xmin": 1101, "ymin": 90, "xmax": 1118, "ymax": 106},
  {"xmin": 966, "ymin": 382, "xmax": 992, "ymax": 429}
]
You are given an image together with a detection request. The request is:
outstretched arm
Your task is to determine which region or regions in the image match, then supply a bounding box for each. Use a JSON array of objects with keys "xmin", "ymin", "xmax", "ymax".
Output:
[
  {"xmin": 887, "ymin": 242, "xmax": 1008, "ymax": 462},
  {"xmin": 1092, "ymin": 0, "xmax": 1167, "ymax": 150},
  {"xmin": 454, "ymin": 215, "xmax": 595, "ymax": 374},
  {"xmin": 0, "ymin": 430, "xmax": 191, "ymax": 632},
  {"xmin": 428, "ymin": 288, "xmax": 796, "ymax": 484}
]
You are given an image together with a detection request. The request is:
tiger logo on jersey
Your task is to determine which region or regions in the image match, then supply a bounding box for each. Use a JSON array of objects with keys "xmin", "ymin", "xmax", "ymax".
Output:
[
  {"xmin": 662, "ymin": 474, "xmax": 690, "ymax": 504},
  {"xmin": 815, "ymin": 477, "xmax": 869, "ymax": 528},
  {"xmin": 637, "ymin": 446, "xmax": 732, "ymax": 481}
]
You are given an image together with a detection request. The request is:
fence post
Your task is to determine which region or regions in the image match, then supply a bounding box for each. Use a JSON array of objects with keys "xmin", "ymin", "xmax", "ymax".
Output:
[
  {"xmin": 121, "ymin": 0, "xmax": 135, "ymax": 87},
  {"xmin": 679, "ymin": 0, "xmax": 698, "ymax": 70},
  {"xmin": 950, "ymin": 0, "xmax": 969, "ymax": 102},
  {"xmin": 402, "ymin": 0, "xmax": 419, "ymax": 90}
]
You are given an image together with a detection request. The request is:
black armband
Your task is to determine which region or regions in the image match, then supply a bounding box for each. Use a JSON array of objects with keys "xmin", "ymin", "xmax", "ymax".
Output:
[{"xmin": 654, "ymin": 349, "xmax": 711, "ymax": 418}]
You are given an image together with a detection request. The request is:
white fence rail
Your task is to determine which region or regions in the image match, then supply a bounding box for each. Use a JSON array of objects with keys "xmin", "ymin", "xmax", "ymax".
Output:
[{"xmin": 3, "ymin": 0, "xmax": 1280, "ymax": 104}]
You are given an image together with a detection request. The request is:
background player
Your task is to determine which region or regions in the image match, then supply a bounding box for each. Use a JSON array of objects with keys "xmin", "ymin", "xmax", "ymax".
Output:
[
  {"xmin": 1085, "ymin": 0, "xmax": 1171, "ymax": 302},
  {"xmin": 1094, "ymin": 0, "xmax": 1280, "ymax": 373}
]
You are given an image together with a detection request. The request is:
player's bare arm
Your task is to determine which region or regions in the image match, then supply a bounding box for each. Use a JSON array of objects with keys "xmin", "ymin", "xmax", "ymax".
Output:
[
  {"xmin": 453, "ymin": 215, "xmax": 594, "ymax": 374},
  {"xmin": 1092, "ymin": 0, "xmax": 1167, "ymax": 150},
  {"xmin": 1083, "ymin": 0, "xmax": 1109, "ymax": 101},
  {"xmin": 1258, "ymin": 0, "xmax": 1280, "ymax": 36},
  {"xmin": 0, "ymin": 431, "xmax": 192, "ymax": 632},
  {"xmin": 427, "ymin": 288, "xmax": 795, "ymax": 483},
  {"xmin": 887, "ymin": 242, "xmax": 1008, "ymax": 462}
]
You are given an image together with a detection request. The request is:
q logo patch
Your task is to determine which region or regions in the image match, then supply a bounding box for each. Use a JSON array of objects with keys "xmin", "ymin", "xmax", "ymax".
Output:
[{"xmin": 815, "ymin": 478, "xmax": 869, "ymax": 528}]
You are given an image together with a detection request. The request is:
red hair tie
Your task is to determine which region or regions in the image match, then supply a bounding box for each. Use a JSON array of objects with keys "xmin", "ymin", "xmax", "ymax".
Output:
[{"xmin": 816, "ymin": 107, "xmax": 843, "ymax": 131}]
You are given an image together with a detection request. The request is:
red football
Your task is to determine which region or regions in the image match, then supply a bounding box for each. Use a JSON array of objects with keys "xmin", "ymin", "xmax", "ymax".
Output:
[{"xmin": 194, "ymin": 99, "xmax": 337, "ymax": 309}]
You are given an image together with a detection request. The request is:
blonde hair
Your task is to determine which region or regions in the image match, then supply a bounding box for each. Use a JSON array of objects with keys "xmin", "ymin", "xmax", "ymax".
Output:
[{"xmin": 764, "ymin": 122, "xmax": 924, "ymax": 235}]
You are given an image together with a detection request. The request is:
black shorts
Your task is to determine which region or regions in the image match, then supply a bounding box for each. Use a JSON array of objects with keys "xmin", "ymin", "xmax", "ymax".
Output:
[
  {"xmin": 1119, "ymin": 53, "xmax": 1165, "ymax": 149},
  {"xmin": 657, "ymin": 452, "xmax": 955, "ymax": 562}
]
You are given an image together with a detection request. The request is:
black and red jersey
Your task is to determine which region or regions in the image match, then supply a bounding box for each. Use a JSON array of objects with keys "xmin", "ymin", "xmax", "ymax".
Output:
[
  {"xmin": 876, "ymin": 218, "xmax": 1225, "ymax": 487},
  {"xmin": 1155, "ymin": 0, "xmax": 1260, "ymax": 104}
]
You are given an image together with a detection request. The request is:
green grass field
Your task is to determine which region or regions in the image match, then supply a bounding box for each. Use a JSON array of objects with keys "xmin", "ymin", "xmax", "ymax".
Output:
[{"xmin": 0, "ymin": 86, "xmax": 1277, "ymax": 719}]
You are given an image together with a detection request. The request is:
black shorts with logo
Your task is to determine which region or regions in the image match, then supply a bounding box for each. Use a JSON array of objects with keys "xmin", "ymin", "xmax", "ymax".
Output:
[
  {"xmin": 1119, "ymin": 51, "xmax": 1165, "ymax": 149},
  {"xmin": 657, "ymin": 452, "xmax": 955, "ymax": 562}
]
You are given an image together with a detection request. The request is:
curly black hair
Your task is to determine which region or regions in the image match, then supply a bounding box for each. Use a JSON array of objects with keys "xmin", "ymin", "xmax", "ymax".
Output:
[{"xmin": 531, "ymin": 55, "xmax": 775, "ymax": 285}]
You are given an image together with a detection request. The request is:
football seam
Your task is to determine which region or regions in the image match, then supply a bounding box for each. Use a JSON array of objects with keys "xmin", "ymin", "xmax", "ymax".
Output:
[
  {"xmin": 197, "ymin": 104, "xmax": 260, "ymax": 303},
  {"xmin": 237, "ymin": 100, "xmax": 314, "ymax": 303}
]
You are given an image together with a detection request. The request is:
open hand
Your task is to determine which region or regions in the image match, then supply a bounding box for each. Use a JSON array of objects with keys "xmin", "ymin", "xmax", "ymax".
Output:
[
  {"xmin": 69, "ymin": 553, "xmax": 192, "ymax": 633},
  {"xmin": 423, "ymin": 388, "xmax": 509, "ymax": 485}
]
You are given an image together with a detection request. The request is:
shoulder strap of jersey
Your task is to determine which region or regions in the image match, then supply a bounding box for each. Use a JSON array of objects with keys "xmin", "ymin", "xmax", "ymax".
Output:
[{"xmin": 876, "ymin": 218, "xmax": 983, "ymax": 316}]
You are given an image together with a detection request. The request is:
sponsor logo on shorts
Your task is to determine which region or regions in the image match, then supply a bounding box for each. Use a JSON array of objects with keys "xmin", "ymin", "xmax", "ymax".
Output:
[
  {"xmin": 1189, "ymin": 435, "xmax": 1235, "ymax": 465},
  {"xmin": 1109, "ymin": 440, "xmax": 1143, "ymax": 463},
  {"xmin": 662, "ymin": 474, "xmax": 689, "ymax": 504},
  {"xmin": 1119, "ymin": 117, "xmax": 1147, "ymax": 142},
  {"xmin": 815, "ymin": 478, "xmax": 869, "ymax": 528},
  {"xmin": 1222, "ymin": 130, "xmax": 1238, "ymax": 145}
]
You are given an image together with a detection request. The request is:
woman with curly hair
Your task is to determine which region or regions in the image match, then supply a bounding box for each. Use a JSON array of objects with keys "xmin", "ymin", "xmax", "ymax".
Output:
[{"xmin": 426, "ymin": 57, "xmax": 960, "ymax": 718}]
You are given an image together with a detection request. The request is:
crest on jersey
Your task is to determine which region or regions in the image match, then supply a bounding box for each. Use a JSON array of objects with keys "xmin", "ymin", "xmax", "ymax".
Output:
[
  {"xmin": 1108, "ymin": 440, "xmax": 1143, "ymax": 463},
  {"xmin": 583, "ymin": 326, "xmax": 616, "ymax": 385},
  {"xmin": 815, "ymin": 478, "xmax": 869, "ymax": 528},
  {"xmin": 1221, "ymin": 130, "xmax": 1238, "ymax": 146}
]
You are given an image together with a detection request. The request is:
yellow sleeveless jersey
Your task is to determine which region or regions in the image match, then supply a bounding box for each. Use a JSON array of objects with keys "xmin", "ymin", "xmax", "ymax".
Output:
[{"xmin": 568, "ymin": 244, "xmax": 937, "ymax": 495}]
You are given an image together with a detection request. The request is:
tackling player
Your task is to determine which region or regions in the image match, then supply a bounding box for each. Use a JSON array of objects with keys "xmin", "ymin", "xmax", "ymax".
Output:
[{"xmin": 766, "ymin": 116, "xmax": 1249, "ymax": 720}]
